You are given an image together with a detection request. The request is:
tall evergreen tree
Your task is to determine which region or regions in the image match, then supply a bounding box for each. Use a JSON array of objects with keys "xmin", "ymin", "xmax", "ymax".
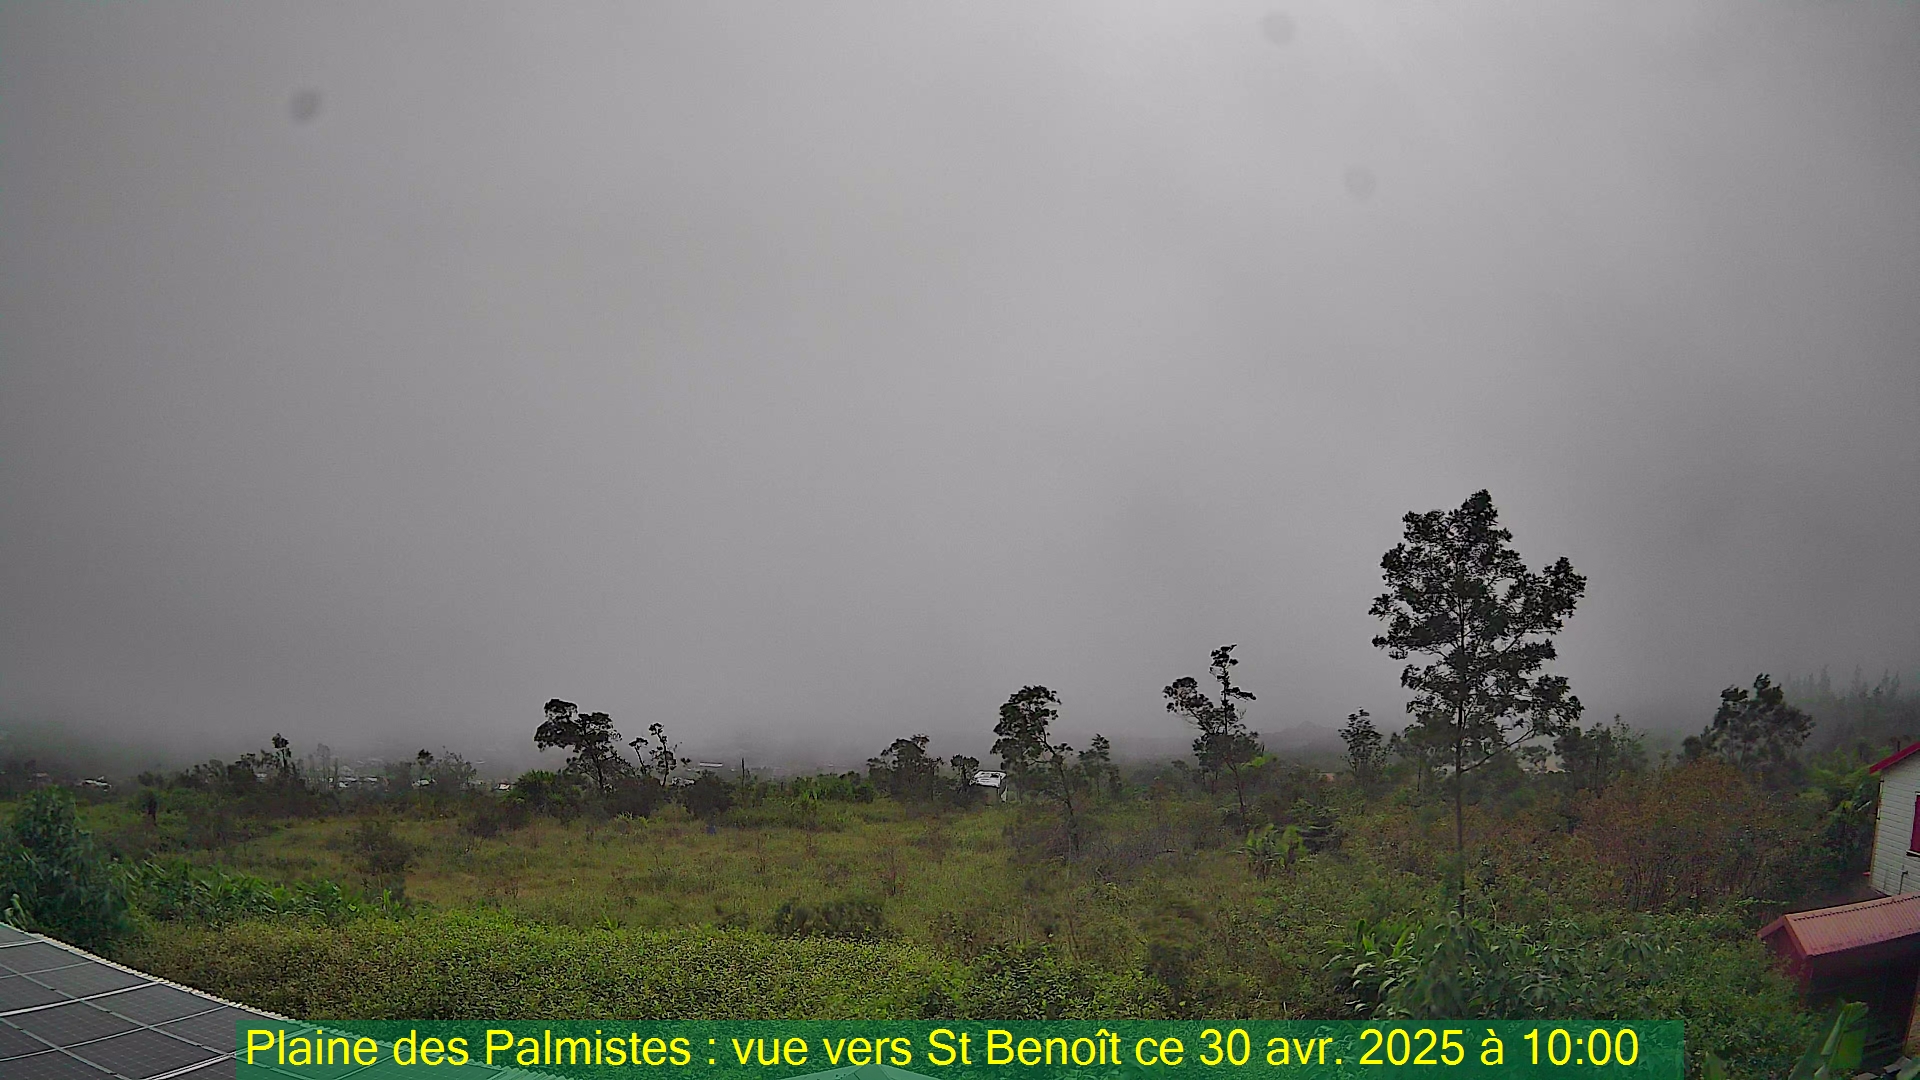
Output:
[{"xmin": 1370, "ymin": 490, "xmax": 1585, "ymax": 911}]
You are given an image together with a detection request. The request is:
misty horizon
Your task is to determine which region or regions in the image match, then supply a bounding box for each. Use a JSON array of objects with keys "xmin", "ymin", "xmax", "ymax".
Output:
[{"xmin": 3, "ymin": 2, "xmax": 1917, "ymax": 765}]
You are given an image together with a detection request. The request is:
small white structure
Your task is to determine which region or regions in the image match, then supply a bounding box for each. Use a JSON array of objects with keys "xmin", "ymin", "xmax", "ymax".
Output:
[
  {"xmin": 1870, "ymin": 741, "xmax": 1920, "ymax": 896},
  {"xmin": 970, "ymin": 770, "xmax": 1007, "ymax": 789}
]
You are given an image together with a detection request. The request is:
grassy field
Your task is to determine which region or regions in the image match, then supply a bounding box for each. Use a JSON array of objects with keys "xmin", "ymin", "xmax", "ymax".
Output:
[
  {"xmin": 107, "ymin": 793, "xmax": 1412, "ymax": 1016},
  {"xmin": 69, "ymin": 777, "xmax": 1812, "ymax": 1062}
]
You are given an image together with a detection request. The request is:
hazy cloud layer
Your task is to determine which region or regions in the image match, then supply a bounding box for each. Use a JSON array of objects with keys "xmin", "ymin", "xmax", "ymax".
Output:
[{"xmin": 2, "ymin": 2, "xmax": 1916, "ymax": 763}]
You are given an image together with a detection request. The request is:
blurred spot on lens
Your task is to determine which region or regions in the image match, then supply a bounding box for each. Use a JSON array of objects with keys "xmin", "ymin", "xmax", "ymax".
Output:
[
  {"xmin": 1261, "ymin": 12, "xmax": 1296, "ymax": 47},
  {"xmin": 1343, "ymin": 166, "xmax": 1377, "ymax": 201},
  {"xmin": 289, "ymin": 88, "xmax": 322, "ymax": 124}
]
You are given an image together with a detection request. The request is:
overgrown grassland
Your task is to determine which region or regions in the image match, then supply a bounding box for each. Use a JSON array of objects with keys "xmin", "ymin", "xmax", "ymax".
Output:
[
  {"xmin": 92, "ymin": 789, "xmax": 1807, "ymax": 1040},
  {"xmin": 123, "ymin": 914, "xmax": 966, "ymax": 1019},
  {"xmin": 21, "ymin": 759, "xmax": 1834, "ymax": 1080},
  {"xmin": 118, "ymin": 797, "xmax": 1427, "ymax": 1016}
]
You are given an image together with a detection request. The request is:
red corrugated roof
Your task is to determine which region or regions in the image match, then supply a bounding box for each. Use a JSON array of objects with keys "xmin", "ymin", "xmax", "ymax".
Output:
[
  {"xmin": 1869, "ymin": 740, "xmax": 1920, "ymax": 774},
  {"xmin": 1759, "ymin": 893, "xmax": 1920, "ymax": 958}
]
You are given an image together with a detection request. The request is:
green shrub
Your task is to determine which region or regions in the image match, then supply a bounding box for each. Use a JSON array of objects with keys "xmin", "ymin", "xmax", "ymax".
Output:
[
  {"xmin": 1327, "ymin": 908, "xmax": 1814, "ymax": 1079},
  {"xmin": 459, "ymin": 800, "xmax": 528, "ymax": 839},
  {"xmin": 786, "ymin": 774, "xmax": 876, "ymax": 804},
  {"xmin": 682, "ymin": 773, "xmax": 735, "ymax": 821},
  {"xmin": 503, "ymin": 770, "xmax": 585, "ymax": 819},
  {"xmin": 0, "ymin": 788, "xmax": 131, "ymax": 951},
  {"xmin": 768, "ymin": 895, "xmax": 885, "ymax": 939},
  {"xmin": 345, "ymin": 818, "xmax": 414, "ymax": 897},
  {"xmin": 604, "ymin": 777, "xmax": 666, "ymax": 819},
  {"xmin": 125, "ymin": 860, "xmax": 388, "ymax": 926},
  {"xmin": 954, "ymin": 942, "xmax": 1162, "ymax": 1019}
]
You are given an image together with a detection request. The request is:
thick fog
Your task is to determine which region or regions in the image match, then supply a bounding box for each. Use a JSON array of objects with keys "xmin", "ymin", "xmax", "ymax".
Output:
[{"xmin": 2, "ymin": 2, "xmax": 1916, "ymax": 765}]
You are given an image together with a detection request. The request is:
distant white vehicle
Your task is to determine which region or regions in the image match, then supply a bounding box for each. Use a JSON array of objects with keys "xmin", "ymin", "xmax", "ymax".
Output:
[
  {"xmin": 494, "ymin": 781, "xmax": 512, "ymax": 792},
  {"xmin": 970, "ymin": 770, "xmax": 1007, "ymax": 789},
  {"xmin": 79, "ymin": 778, "xmax": 111, "ymax": 791}
]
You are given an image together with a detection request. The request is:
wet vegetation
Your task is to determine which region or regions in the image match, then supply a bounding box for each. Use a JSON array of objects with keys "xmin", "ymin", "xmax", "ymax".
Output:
[{"xmin": 0, "ymin": 492, "xmax": 1907, "ymax": 1078}]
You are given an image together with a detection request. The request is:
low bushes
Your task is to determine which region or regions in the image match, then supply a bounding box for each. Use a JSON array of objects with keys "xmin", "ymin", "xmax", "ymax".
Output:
[
  {"xmin": 1326, "ymin": 909, "xmax": 1815, "ymax": 1080},
  {"xmin": 124, "ymin": 860, "xmax": 398, "ymax": 927},
  {"xmin": 0, "ymin": 789, "xmax": 131, "ymax": 951},
  {"xmin": 768, "ymin": 895, "xmax": 885, "ymax": 939},
  {"xmin": 121, "ymin": 911, "xmax": 961, "ymax": 1019}
]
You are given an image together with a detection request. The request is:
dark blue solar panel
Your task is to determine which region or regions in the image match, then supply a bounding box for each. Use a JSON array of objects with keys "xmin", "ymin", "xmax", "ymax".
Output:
[
  {"xmin": 0, "ymin": 974, "xmax": 70, "ymax": 1012},
  {"xmin": 0, "ymin": 942, "xmax": 89, "ymax": 976},
  {"xmin": 69, "ymin": 1028, "xmax": 223, "ymax": 1079},
  {"xmin": 0, "ymin": 928, "xmax": 545, "ymax": 1080}
]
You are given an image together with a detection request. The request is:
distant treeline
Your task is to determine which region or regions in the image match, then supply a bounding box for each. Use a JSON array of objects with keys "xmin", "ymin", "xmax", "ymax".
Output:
[{"xmin": 1789, "ymin": 667, "xmax": 1920, "ymax": 757}]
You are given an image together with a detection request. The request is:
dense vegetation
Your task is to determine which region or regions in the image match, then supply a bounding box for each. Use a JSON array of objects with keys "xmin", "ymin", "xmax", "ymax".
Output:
[{"xmin": 0, "ymin": 491, "xmax": 1905, "ymax": 1078}]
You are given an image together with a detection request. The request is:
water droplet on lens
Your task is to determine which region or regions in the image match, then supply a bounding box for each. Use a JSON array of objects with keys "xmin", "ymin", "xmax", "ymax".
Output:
[
  {"xmin": 289, "ymin": 88, "xmax": 322, "ymax": 123},
  {"xmin": 1261, "ymin": 12, "xmax": 1296, "ymax": 46}
]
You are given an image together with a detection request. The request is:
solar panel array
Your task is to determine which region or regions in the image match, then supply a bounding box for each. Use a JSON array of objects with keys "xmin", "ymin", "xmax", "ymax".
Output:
[{"xmin": 0, "ymin": 923, "xmax": 551, "ymax": 1080}]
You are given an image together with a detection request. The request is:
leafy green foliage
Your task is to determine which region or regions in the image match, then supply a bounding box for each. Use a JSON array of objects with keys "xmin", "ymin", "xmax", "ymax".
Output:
[
  {"xmin": 1558, "ymin": 759, "xmax": 1814, "ymax": 911},
  {"xmin": 345, "ymin": 818, "xmax": 414, "ymax": 900},
  {"xmin": 1369, "ymin": 491, "xmax": 1587, "ymax": 761},
  {"xmin": 534, "ymin": 699, "xmax": 632, "ymax": 794},
  {"xmin": 868, "ymin": 735, "xmax": 944, "ymax": 802},
  {"xmin": 1239, "ymin": 824, "xmax": 1305, "ymax": 879},
  {"xmin": 1370, "ymin": 490, "xmax": 1586, "ymax": 904},
  {"xmin": 1685, "ymin": 676, "xmax": 1815, "ymax": 789},
  {"xmin": 122, "ymin": 911, "xmax": 961, "ymax": 1019},
  {"xmin": 422, "ymin": 750, "xmax": 478, "ymax": 793},
  {"xmin": 1165, "ymin": 645, "xmax": 1264, "ymax": 824},
  {"xmin": 0, "ymin": 788, "xmax": 130, "ymax": 950},
  {"xmin": 631, "ymin": 722, "xmax": 690, "ymax": 787},
  {"xmin": 459, "ymin": 797, "xmax": 530, "ymax": 838},
  {"xmin": 786, "ymin": 773, "xmax": 875, "ymax": 804},
  {"xmin": 125, "ymin": 860, "xmax": 398, "ymax": 926},
  {"xmin": 960, "ymin": 942, "xmax": 1160, "ymax": 1019},
  {"xmin": 1800, "ymin": 763, "xmax": 1877, "ymax": 888},
  {"xmin": 681, "ymin": 772, "xmax": 734, "ymax": 821},
  {"xmin": 1553, "ymin": 715, "xmax": 1647, "ymax": 791},
  {"xmin": 605, "ymin": 775, "xmax": 668, "ymax": 819},
  {"xmin": 1328, "ymin": 911, "xmax": 1663, "ymax": 1019},
  {"xmin": 1788, "ymin": 667, "xmax": 1919, "ymax": 757},
  {"xmin": 993, "ymin": 685, "xmax": 1087, "ymax": 850},
  {"xmin": 1340, "ymin": 709, "xmax": 1387, "ymax": 787},
  {"xmin": 1703, "ymin": 1003, "xmax": 1886, "ymax": 1080},
  {"xmin": 768, "ymin": 895, "xmax": 884, "ymax": 939},
  {"xmin": 1077, "ymin": 735, "xmax": 1122, "ymax": 800},
  {"xmin": 503, "ymin": 770, "xmax": 585, "ymax": 819}
]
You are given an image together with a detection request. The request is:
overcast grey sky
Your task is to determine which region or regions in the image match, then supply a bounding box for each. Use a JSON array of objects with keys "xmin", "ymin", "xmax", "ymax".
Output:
[{"xmin": 2, "ymin": 1, "xmax": 1916, "ymax": 764}]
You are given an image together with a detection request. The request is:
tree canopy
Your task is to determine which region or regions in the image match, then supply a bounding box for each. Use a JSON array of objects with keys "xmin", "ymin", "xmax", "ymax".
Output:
[
  {"xmin": 1683, "ymin": 674, "xmax": 1813, "ymax": 788},
  {"xmin": 1370, "ymin": 489, "xmax": 1585, "ymax": 906},
  {"xmin": 1165, "ymin": 645, "xmax": 1264, "ymax": 824},
  {"xmin": 533, "ymin": 699, "xmax": 631, "ymax": 795}
]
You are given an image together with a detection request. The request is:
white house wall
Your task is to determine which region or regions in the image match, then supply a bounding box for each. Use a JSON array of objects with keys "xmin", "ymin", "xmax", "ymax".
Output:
[{"xmin": 1872, "ymin": 755, "xmax": 1920, "ymax": 896}]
